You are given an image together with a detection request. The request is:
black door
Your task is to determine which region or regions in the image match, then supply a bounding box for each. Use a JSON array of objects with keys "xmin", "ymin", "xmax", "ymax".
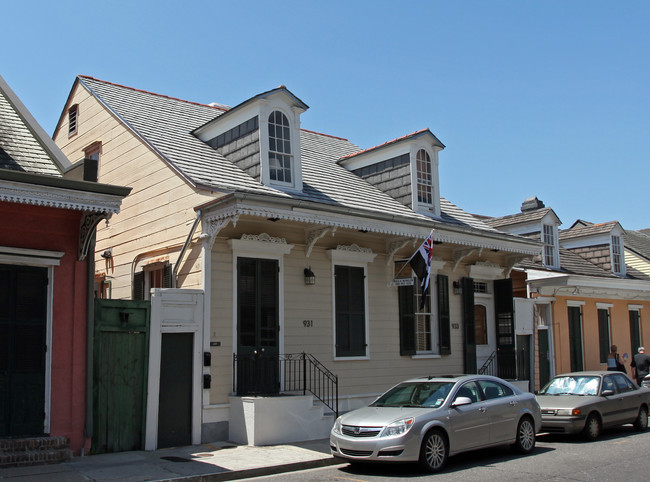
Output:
[
  {"xmin": 0, "ymin": 264, "xmax": 48, "ymax": 437},
  {"xmin": 236, "ymin": 257, "xmax": 279, "ymax": 395},
  {"xmin": 495, "ymin": 278, "xmax": 516, "ymax": 379},
  {"xmin": 158, "ymin": 333, "xmax": 192, "ymax": 448}
]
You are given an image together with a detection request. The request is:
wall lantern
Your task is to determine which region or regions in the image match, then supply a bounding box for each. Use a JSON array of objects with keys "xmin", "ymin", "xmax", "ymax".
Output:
[
  {"xmin": 453, "ymin": 281, "xmax": 462, "ymax": 295},
  {"xmin": 304, "ymin": 267, "xmax": 316, "ymax": 286}
]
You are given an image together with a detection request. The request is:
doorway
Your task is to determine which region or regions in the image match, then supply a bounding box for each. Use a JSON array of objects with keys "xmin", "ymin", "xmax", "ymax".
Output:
[
  {"xmin": 0, "ymin": 264, "xmax": 47, "ymax": 437},
  {"xmin": 236, "ymin": 257, "xmax": 279, "ymax": 395}
]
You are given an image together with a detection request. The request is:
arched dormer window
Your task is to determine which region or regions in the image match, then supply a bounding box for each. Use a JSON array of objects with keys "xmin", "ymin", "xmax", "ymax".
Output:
[
  {"xmin": 416, "ymin": 149, "xmax": 433, "ymax": 205},
  {"xmin": 268, "ymin": 110, "xmax": 292, "ymax": 184}
]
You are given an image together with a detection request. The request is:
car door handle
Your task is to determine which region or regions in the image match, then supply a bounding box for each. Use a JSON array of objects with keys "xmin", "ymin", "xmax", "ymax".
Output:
[
  {"xmin": 510, "ymin": 401, "xmax": 518, "ymax": 406},
  {"xmin": 479, "ymin": 407, "xmax": 487, "ymax": 413}
]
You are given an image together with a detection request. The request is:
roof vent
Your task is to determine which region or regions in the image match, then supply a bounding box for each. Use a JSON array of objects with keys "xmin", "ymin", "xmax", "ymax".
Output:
[
  {"xmin": 521, "ymin": 196, "xmax": 545, "ymax": 212},
  {"xmin": 208, "ymin": 102, "xmax": 230, "ymax": 110}
]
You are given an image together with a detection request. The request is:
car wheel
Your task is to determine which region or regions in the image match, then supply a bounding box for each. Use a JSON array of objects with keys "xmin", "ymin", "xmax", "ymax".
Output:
[
  {"xmin": 582, "ymin": 413, "xmax": 601, "ymax": 441},
  {"xmin": 419, "ymin": 429, "xmax": 448, "ymax": 473},
  {"xmin": 511, "ymin": 416, "xmax": 536, "ymax": 454},
  {"xmin": 633, "ymin": 406, "xmax": 648, "ymax": 431}
]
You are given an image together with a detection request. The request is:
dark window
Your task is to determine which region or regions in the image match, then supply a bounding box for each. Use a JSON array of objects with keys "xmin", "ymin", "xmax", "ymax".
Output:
[
  {"xmin": 133, "ymin": 263, "xmax": 172, "ymax": 300},
  {"xmin": 598, "ymin": 308, "xmax": 610, "ymax": 364},
  {"xmin": 612, "ymin": 373, "xmax": 635, "ymax": 392},
  {"xmin": 477, "ymin": 380, "xmax": 513, "ymax": 399},
  {"xmin": 335, "ymin": 265, "xmax": 366, "ymax": 357}
]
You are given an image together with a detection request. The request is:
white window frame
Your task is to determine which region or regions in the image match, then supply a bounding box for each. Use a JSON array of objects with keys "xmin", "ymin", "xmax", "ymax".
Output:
[
  {"xmin": 542, "ymin": 223, "xmax": 559, "ymax": 269},
  {"xmin": 328, "ymin": 246, "xmax": 376, "ymax": 360},
  {"xmin": 611, "ymin": 235, "xmax": 624, "ymax": 275},
  {"xmin": 409, "ymin": 144, "xmax": 441, "ymax": 216}
]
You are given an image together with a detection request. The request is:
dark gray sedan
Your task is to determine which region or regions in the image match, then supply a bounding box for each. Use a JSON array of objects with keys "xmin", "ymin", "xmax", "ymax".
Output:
[
  {"xmin": 330, "ymin": 375, "xmax": 541, "ymax": 473},
  {"xmin": 537, "ymin": 370, "xmax": 650, "ymax": 440}
]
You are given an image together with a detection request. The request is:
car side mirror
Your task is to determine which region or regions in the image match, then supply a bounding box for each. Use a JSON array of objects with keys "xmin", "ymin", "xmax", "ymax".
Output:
[
  {"xmin": 601, "ymin": 389, "xmax": 615, "ymax": 397},
  {"xmin": 452, "ymin": 396, "xmax": 472, "ymax": 407}
]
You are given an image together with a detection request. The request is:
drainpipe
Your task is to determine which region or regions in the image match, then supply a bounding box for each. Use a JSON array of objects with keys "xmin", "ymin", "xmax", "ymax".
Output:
[
  {"xmin": 83, "ymin": 231, "xmax": 96, "ymax": 455},
  {"xmin": 172, "ymin": 210, "xmax": 202, "ymax": 288}
]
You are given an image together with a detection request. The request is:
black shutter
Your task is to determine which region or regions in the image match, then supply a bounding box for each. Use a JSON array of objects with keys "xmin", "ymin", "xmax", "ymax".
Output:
[
  {"xmin": 133, "ymin": 271, "xmax": 144, "ymax": 300},
  {"xmin": 630, "ymin": 310, "xmax": 641, "ymax": 354},
  {"xmin": 494, "ymin": 278, "xmax": 516, "ymax": 379},
  {"xmin": 462, "ymin": 277, "xmax": 476, "ymax": 374},
  {"xmin": 335, "ymin": 266, "xmax": 366, "ymax": 357},
  {"xmin": 163, "ymin": 263, "xmax": 173, "ymax": 288},
  {"xmin": 568, "ymin": 306, "xmax": 584, "ymax": 372},
  {"xmin": 437, "ymin": 274, "xmax": 451, "ymax": 355},
  {"xmin": 398, "ymin": 285, "xmax": 416, "ymax": 356},
  {"xmin": 597, "ymin": 309, "xmax": 610, "ymax": 364}
]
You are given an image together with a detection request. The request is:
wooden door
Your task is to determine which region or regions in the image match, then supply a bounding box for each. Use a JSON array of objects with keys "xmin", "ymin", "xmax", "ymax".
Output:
[
  {"xmin": 538, "ymin": 329, "xmax": 551, "ymax": 388},
  {"xmin": 568, "ymin": 306, "xmax": 584, "ymax": 372},
  {"xmin": 0, "ymin": 265, "xmax": 47, "ymax": 437},
  {"xmin": 92, "ymin": 299, "xmax": 150, "ymax": 453}
]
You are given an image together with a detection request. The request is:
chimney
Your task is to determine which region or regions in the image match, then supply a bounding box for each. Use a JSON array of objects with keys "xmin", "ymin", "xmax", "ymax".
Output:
[{"xmin": 521, "ymin": 196, "xmax": 545, "ymax": 212}]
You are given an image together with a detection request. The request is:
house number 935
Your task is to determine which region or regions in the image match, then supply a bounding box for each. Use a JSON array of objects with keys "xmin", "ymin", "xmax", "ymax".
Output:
[{"xmin": 303, "ymin": 320, "xmax": 313, "ymax": 327}]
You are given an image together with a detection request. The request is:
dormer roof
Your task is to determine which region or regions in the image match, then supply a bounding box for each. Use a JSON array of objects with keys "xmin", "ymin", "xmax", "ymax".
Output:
[
  {"xmin": 559, "ymin": 221, "xmax": 624, "ymax": 241},
  {"xmin": 484, "ymin": 207, "xmax": 561, "ymax": 230}
]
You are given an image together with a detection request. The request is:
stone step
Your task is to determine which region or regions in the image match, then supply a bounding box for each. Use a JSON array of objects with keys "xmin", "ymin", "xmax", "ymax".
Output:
[{"xmin": 0, "ymin": 436, "xmax": 73, "ymax": 468}]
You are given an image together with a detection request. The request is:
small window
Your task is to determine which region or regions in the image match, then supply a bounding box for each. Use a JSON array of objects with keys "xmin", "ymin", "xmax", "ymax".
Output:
[
  {"xmin": 134, "ymin": 262, "xmax": 172, "ymax": 300},
  {"xmin": 94, "ymin": 274, "xmax": 111, "ymax": 299},
  {"xmin": 454, "ymin": 382, "xmax": 481, "ymax": 403},
  {"xmin": 84, "ymin": 142, "xmax": 101, "ymax": 161},
  {"xmin": 612, "ymin": 235, "xmax": 622, "ymax": 274},
  {"xmin": 473, "ymin": 281, "xmax": 488, "ymax": 293},
  {"xmin": 416, "ymin": 149, "xmax": 433, "ymax": 205},
  {"xmin": 83, "ymin": 142, "xmax": 101, "ymax": 182},
  {"xmin": 68, "ymin": 105, "xmax": 78, "ymax": 136},
  {"xmin": 477, "ymin": 380, "xmax": 513, "ymax": 399},
  {"xmin": 268, "ymin": 111, "xmax": 292, "ymax": 184},
  {"xmin": 612, "ymin": 373, "xmax": 635, "ymax": 393}
]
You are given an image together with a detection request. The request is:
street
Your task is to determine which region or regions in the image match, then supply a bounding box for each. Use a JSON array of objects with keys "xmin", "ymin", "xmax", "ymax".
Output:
[{"xmin": 249, "ymin": 426, "xmax": 650, "ymax": 481}]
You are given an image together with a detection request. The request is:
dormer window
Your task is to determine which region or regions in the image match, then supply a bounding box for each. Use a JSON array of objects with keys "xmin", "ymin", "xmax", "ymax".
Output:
[
  {"xmin": 268, "ymin": 111, "xmax": 292, "ymax": 184},
  {"xmin": 542, "ymin": 224, "xmax": 558, "ymax": 268},
  {"xmin": 611, "ymin": 235, "xmax": 623, "ymax": 274},
  {"xmin": 416, "ymin": 149, "xmax": 433, "ymax": 205}
]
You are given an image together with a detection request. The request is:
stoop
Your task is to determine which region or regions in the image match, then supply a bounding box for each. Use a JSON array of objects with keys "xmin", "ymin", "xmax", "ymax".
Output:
[{"xmin": 0, "ymin": 436, "xmax": 73, "ymax": 468}]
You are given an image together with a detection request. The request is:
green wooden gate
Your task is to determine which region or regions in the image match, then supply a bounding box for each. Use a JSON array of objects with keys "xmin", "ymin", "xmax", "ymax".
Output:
[{"xmin": 93, "ymin": 299, "xmax": 150, "ymax": 454}]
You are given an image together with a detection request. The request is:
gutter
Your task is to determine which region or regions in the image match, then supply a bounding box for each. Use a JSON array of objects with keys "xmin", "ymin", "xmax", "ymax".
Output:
[{"xmin": 172, "ymin": 210, "xmax": 202, "ymax": 288}]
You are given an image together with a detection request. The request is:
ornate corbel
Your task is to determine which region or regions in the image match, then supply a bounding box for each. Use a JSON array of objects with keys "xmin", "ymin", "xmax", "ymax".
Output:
[
  {"xmin": 305, "ymin": 226, "xmax": 335, "ymax": 257},
  {"xmin": 79, "ymin": 211, "xmax": 111, "ymax": 260},
  {"xmin": 452, "ymin": 247, "xmax": 478, "ymax": 272},
  {"xmin": 201, "ymin": 214, "xmax": 239, "ymax": 249},
  {"xmin": 385, "ymin": 237, "xmax": 418, "ymax": 266},
  {"xmin": 504, "ymin": 254, "xmax": 532, "ymax": 277}
]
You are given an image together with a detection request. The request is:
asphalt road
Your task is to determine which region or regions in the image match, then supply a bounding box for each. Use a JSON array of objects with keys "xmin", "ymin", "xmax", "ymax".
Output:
[{"xmin": 249, "ymin": 425, "xmax": 650, "ymax": 481}]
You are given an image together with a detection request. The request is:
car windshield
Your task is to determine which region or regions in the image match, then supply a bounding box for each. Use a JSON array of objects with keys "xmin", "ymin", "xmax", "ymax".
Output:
[
  {"xmin": 540, "ymin": 375, "xmax": 601, "ymax": 396},
  {"xmin": 371, "ymin": 381, "xmax": 454, "ymax": 408}
]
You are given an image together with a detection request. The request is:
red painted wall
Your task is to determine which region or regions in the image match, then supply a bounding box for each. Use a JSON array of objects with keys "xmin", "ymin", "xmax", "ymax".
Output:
[{"xmin": 0, "ymin": 201, "xmax": 89, "ymax": 453}]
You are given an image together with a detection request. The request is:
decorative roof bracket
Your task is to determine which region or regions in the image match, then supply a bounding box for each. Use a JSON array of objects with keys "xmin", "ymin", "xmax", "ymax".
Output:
[
  {"xmin": 79, "ymin": 211, "xmax": 111, "ymax": 261},
  {"xmin": 385, "ymin": 237, "xmax": 418, "ymax": 266},
  {"xmin": 504, "ymin": 254, "xmax": 533, "ymax": 277},
  {"xmin": 452, "ymin": 247, "xmax": 479, "ymax": 272},
  {"xmin": 201, "ymin": 214, "xmax": 240, "ymax": 249},
  {"xmin": 305, "ymin": 226, "xmax": 335, "ymax": 257}
]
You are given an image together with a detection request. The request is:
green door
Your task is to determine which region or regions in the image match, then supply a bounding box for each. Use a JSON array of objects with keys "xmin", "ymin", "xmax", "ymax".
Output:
[
  {"xmin": 494, "ymin": 278, "xmax": 516, "ymax": 379},
  {"xmin": 568, "ymin": 306, "xmax": 584, "ymax": 372},
  {"xmin": 93, "ymin": 299, "xmax": 150, "ymax": 453},
  {"xmin": 538, "ymin": 329, "xmax": 551, "ymax": 388},
  {"xmin": 0, "ymin": 264, "xmax": 47, "ymax": 437},
  {"xmin": 236, "ymin": 257, "xmax": 279, "ymax": 395}
]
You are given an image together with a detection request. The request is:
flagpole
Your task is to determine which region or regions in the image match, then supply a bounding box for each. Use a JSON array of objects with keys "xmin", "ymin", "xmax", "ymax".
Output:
[{"xmin": 394, "ymin": 229, "xmax": 435, "ymax": 278}]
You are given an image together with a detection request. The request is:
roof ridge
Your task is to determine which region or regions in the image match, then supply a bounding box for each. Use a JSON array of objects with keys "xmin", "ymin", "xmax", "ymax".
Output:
[
  {"xmin": 300, "ymin": 128, "xmax": 348, "ymax": 141},
  {"xmin": 339, "ymin": 128, "xmax": 430, "ymax": 161},
  {"xmin": 78, "ymin": 75, "xmax": 228, "ymax": 111}
]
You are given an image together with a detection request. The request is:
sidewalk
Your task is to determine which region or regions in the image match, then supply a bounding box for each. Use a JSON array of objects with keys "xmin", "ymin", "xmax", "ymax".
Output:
[{"xmin": 0, "ymin": 439, "xmax": 341, "ymax": 481}]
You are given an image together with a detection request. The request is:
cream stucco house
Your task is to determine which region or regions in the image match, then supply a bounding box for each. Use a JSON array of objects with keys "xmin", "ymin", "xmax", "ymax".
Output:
[{"xmin": 53, "ymin": 76, "xmax": 540, "ymax": 450}]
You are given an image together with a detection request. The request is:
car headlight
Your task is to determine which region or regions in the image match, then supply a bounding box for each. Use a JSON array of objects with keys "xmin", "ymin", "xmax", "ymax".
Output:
[
  {"xmin": 332, "ymin": 417, "xmax": 343, "ymax": 434},
  {"xmin": 556, "ymin": 408, "xmax": 582, "ymax": 416},
  {"xmin": 381, "ymin": 418, "xmax": 414, "ymax": 437}
]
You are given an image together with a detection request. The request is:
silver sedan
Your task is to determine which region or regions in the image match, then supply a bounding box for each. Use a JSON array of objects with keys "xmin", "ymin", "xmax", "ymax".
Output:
[
  {"xmin": 537, "ymin": 370, "xmax": 650, "ymax": 440},
  {"xmin": 330, "ymin": 374, "xmax": 541, "ymax": 473}
]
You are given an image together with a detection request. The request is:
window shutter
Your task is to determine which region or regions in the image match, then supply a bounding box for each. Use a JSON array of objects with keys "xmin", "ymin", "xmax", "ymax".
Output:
[
  {"xmin": 494, "ymin": 278, "xmax": 516, "ymax": 379},
  {"xmin": 437, "ymin": 274, "xmax": 451, "ymax": 355},
  {"xmin": 462, "ymin": 277, "xmax": 476, "ymax": 374},
  {"xmin": 398, "ymin": 285, "xmax": 416, "ymax": 356},
  {"xmin": 630, "ymin": 310, "xmax": 641, "ymax": 354},
  {"xmin": 163, "ymin": 263, "xmax": 173, "ymax": 288},
  {"xmin": 597, "ymin": 309, "xmax": 610, "ymax": 364},
  {"xmin": 133, "ymin": 271, "xmax": 144, "ymax": 300},
  {"xmin": 335, "ymin": 265, "xmax": 366, "ymax": 357}
]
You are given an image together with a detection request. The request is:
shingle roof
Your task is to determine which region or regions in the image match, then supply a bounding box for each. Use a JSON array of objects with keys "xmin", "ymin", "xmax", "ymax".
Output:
[
  {"xmin": 78, "ymin": 76, "xmax": 504, "ymax": 234},
  {"xmin": 483, "ymin": 208, "xmax": 553, "ymax": 229},
  {"xmin": 559, "ymin": 221, "xmax": 620, "ymax": 240},
  {"xmin": 0, "ymin": 78, "xmax": 62, "ymax": 176},
  {"xmin": 624, "ymin": 230, "xmax": 650, "ymax": 261}
]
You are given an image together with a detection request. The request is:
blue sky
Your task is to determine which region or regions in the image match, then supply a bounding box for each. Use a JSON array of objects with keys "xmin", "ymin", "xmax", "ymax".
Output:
[{"xmin": 3, "ymin": 1, "xmax": 649, "ymax": 229}]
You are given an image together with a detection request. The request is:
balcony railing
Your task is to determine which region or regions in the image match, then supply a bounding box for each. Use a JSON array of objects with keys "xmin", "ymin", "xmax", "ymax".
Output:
[{"xmin": 233, "ymin": 352, "xmax": 339, "ymax": 418}]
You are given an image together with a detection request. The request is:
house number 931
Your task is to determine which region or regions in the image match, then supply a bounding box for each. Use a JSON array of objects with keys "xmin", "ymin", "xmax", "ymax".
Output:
[{"xmin": 303, "ymin": 320, "xmax": 313, "ymax": 327}]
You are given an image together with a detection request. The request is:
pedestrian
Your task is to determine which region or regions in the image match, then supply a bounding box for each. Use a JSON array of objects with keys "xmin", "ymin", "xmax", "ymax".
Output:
[
  {"xmin": 607, "ymin": 345, "xmax": 626, "ymax": 373},
  {"xmin": 630, "ymin": 347, "xmax": 650, "ymax": 385}
]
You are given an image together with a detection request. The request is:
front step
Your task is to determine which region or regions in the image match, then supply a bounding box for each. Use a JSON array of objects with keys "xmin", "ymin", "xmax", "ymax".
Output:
[{"xmin": 0, "ymin": 436, "xmax": 73, "ymax": 468}]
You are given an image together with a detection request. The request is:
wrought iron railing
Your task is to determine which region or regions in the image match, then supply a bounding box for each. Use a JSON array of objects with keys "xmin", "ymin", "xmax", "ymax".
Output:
[
  {"xmin": 478, "ymin": 350, "xmax": 497, "ymax": 376},
  {"xmin": 233, "ymin": 352, "xmax": 339, "ymax": 418}
]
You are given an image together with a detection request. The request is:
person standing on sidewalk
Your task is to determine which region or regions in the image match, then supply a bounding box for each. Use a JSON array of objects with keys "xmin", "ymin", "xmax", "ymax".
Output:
[{"xmin": 630, "ymin": 347, "xmax": 650, "ymax": 385}]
